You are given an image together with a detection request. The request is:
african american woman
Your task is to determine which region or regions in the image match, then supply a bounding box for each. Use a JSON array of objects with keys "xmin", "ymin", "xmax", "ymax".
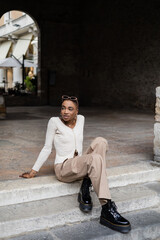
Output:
[{"xmin": 20, "ymin": 95, "xmax": 131, "ymax": 234}]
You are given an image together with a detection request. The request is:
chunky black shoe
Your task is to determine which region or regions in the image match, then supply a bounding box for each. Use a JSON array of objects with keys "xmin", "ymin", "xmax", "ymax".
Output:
[
  {"xmin": 78, "ymin": 177, "xmax": 93, "ymax": 213},
  {"xmin": 100, "ymin": 200, "xmax": 131, "ymax": 233}
]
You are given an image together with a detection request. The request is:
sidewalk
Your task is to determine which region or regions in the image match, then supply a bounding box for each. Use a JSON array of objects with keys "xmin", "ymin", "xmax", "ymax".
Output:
[{"xmin": 0, "ymin": 106, "xmax": 154, "ymax": 181}]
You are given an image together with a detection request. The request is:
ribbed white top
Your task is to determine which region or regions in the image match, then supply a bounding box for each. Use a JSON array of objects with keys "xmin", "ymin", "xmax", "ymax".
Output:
[{"xmin": 32, "ymin": 115, "xmax": 85, "ymax": 172}]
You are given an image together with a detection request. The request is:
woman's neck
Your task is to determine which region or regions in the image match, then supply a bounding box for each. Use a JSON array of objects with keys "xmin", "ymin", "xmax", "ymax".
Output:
[{"xmin": 61, "ymin": 118, "xmax": 77, "ymax": 128}]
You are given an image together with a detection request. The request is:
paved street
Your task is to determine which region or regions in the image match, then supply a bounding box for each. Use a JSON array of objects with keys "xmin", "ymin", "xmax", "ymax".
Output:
[{"xmin": 0, "ymin": 106, "xmax": 154, "ymax": 181}]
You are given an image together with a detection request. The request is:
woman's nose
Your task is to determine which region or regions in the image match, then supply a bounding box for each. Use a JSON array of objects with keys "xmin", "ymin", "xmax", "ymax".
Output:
[{"xmin": 64, "ymin": 108, "xmax": 69, "ymax": 113}]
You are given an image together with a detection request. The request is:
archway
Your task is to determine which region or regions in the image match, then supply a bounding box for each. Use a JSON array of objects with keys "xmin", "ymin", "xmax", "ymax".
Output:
[
  {"xmin": 0, "ymin": 1, "xmax": 155, "ymax": 180},
  {"xmin": 0, "ymin": 10, "xmax": 41, "ymax": 105}
]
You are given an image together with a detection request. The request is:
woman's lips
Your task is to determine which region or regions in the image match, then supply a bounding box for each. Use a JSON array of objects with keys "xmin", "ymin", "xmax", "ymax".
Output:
[{"xmin": 63, "ymin": 115, "xmax": 69, "ymax": 119}]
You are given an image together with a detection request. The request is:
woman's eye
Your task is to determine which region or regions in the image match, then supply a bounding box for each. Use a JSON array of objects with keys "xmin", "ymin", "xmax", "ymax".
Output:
[
  {"xmin": 69, "ymin": 108, "xmax": 73, "ymax": 111},
  {"xmin": 61, "ymin": 107, "xmax": 65, "ymax": 110}
]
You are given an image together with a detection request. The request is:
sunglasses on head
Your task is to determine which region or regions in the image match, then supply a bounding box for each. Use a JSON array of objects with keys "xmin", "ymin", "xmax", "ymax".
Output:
[{"xmin": 62, "ymin": 95, "xmax": 78, "ymax": 101}]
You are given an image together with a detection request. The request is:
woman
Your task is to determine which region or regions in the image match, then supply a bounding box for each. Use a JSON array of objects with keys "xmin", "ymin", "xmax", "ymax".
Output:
[{"xmin": 20, "ymin": 95, "xmax": 131, "ymax": 234}]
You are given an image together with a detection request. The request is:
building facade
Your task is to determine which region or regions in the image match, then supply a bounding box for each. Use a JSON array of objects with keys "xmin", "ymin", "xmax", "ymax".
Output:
[{"xmin": 0, "ymin": 11, "xmax": 38, "ymax": 90}]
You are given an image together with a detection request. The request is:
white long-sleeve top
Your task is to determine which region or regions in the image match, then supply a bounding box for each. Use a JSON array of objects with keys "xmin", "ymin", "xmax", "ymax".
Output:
[{"xmin": 32, "ymin": 114, "xmax": 85, "ymax": 172}]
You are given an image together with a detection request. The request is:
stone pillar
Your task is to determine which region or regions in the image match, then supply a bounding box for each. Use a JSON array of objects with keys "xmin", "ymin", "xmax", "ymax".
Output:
[
  {"xmin": 0, "ymin": 95, "xmax": 6, "ymax": 119},
  {"xmin": 153, "ymin": 87, "xmax": 160, "ymax": 165},
  {"xmin": 13, "ymin": 68, "xmax": 22, "ymax": 87}
]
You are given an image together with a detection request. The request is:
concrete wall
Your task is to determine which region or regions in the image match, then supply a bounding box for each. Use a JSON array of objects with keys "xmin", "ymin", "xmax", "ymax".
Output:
[
  {"xmin": 80, "ymin": 0, "xmax": 160, "ymax": 109},
  {"xmin": 1, "ymin": 0, "xmax": 160, "ymax": 109}
]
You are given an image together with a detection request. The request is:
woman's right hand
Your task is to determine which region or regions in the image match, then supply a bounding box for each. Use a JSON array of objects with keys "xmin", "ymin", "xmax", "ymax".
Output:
[{"xmin": 19, "ymin": 169, "xmax": 37, "ymax": 178}]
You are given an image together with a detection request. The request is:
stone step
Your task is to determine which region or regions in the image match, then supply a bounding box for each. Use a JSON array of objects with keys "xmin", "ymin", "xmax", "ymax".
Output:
[
  {"xmin": 34, "ymin": 207, "xmax": 160, "ymax": 240},
  {"xmin": 0, "ymin": 161, "xmax": 160, "ymax": 207},
  {"xmin": 108, "ymin": 161, "xmax": 160, "ymax": 188},
  {"xmin": 5, "ymin": 207, "xmax": 160, "ymax": 240},
  {"xmin": 0, "ymin": 181, "xmax": 160, "ymax": 239}
]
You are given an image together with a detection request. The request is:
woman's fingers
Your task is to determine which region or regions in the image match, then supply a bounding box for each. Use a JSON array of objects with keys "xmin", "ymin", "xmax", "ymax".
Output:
[
  {"xmin": 19, "ymin": 172, "xmax": 31, "ymax": 178},
  {"xmin": 19, "ymin": 170, "xmax": 37, "ymax": 178}
]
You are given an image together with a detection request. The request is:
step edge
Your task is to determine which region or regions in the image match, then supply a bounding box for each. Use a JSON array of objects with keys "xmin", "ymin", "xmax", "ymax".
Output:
[{"xmin": 0, "ymin": 197, "xmax": 160, "ymax": 239}]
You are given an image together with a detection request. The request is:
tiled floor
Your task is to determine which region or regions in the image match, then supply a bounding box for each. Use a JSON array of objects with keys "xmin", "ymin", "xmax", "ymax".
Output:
[{"xmin": 0, "ymin": 106, "xmax": 154, "ymax": 181}]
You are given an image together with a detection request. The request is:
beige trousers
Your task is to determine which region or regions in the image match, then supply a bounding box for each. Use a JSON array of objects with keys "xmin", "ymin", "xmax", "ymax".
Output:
[{"xmin": 54, "ymin": 137, "xmax": 111, "ymax": 204}]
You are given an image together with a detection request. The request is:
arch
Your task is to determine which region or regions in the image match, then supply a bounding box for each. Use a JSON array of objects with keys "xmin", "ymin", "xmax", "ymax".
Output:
[{"xmin": 0, "ymin": 9, "xmax": 41, "ymax": 102}]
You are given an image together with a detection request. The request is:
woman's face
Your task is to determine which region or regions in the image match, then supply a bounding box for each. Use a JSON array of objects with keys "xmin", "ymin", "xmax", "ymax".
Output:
[{"xmin": 61, "ymin": 100, "xmax": 78, "ymax": 122}]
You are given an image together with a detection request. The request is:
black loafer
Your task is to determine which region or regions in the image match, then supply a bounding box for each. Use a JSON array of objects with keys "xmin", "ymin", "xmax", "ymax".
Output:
[
  {"xmin": 78, "ymin": 177, "xmax": 93, "ymax": 213},
  {"xmin": 100, "ymin": 200, "xmax": 131, "ymax": 233}
]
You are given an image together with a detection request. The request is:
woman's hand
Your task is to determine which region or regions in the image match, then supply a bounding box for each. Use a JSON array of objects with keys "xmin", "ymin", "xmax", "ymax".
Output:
[{"xmin": 19, "ymin": 169, "xmax": 37, "ymax": 178}]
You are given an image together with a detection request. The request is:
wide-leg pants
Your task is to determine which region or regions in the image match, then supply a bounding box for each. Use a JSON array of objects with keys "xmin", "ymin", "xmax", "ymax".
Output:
[{"xmin": 54, "ymin": 137, "xmax": 111, "ymax": 204}]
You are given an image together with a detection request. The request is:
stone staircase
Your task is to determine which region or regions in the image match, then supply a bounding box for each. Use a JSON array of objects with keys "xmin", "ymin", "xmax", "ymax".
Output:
[{"xmin": 1, "ymin": 161, "xmax": 160, "ymax": 239}]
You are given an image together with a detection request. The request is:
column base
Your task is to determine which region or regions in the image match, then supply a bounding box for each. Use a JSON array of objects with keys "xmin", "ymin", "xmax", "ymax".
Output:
[{"xmin": 150, "ymin": 156, "xmax": 160, "ymax": 167}]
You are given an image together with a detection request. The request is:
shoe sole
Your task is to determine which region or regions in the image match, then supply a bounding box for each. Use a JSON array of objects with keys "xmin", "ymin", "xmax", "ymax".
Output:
[
  {"xmin": 78, "ymin": 193, "xmax": 93, "ymax": 213},
  {"xmin": 100, "ymin": 216, "xmax": 131, "ymax": 234}
]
